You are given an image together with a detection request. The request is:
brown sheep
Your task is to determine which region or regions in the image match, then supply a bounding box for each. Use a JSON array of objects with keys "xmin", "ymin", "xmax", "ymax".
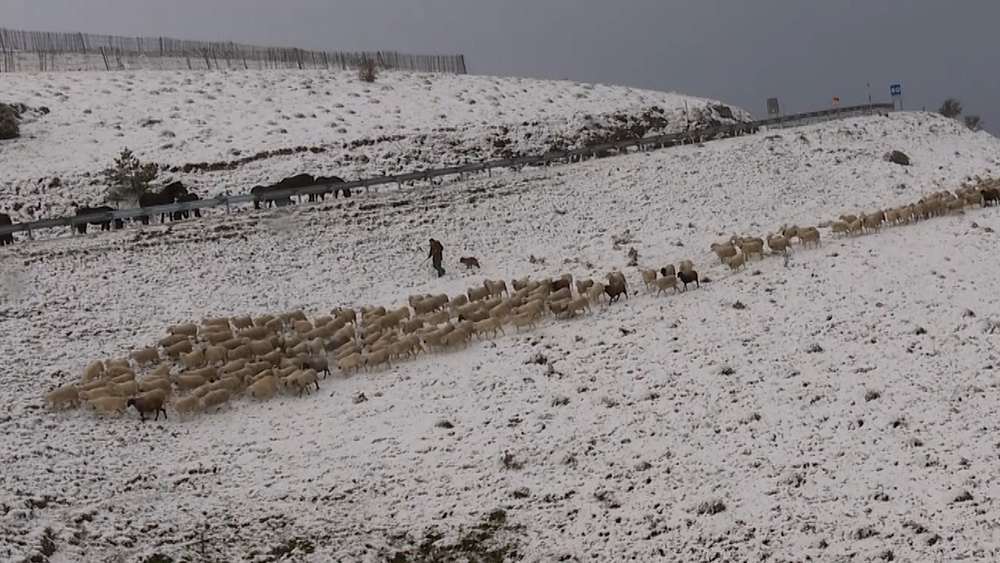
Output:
[
  {"xmin": 678, "ymin": 269, "xmax": 699, "ymax": 291},
  {"xmin": 606, "ymin": 271, "xmax": 628, "ymax": 291},
  {"xmin": 127, "ymin": 389, "xmax": 168, "ymax": 421},
  {"xmin": 605, "ymin": 279, "xmax": 628, "ymax": 303}
]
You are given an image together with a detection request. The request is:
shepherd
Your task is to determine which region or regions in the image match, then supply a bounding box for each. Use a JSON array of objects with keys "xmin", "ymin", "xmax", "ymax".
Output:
[{"xmin": 428, "ymin": 238, "xmax": 445, "ymax": 277}]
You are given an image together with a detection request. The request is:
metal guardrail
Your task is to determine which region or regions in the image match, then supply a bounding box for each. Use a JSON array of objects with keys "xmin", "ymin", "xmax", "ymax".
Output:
[{"xmin": 0, "ymin": 102, "xmax": 895, "ymax": 239}]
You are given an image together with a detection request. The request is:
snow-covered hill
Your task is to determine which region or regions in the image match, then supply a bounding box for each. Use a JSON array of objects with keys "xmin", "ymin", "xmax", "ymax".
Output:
[
  {"xmin": 0, "ymin": 69, "xmax": 748, "ymax": 224},
  {"xmin": 3, "ymin": 111, "xmax": 1000, "ymax": 562}
]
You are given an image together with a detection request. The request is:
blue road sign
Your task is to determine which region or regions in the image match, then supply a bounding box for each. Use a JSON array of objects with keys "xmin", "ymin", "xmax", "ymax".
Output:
[{"xmin": 890, "ymin": 84, "xmax": 902, "ymax": 97}]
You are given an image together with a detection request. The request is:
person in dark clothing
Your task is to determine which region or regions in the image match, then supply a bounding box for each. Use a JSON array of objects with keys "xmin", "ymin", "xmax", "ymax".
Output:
[{"xmin": 429, "ymin": 238, "xmax": 445, "ymax": 277}]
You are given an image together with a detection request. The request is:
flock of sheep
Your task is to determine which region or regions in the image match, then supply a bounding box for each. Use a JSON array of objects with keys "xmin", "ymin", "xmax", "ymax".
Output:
[
  {"xmin": 42, "ymin": 176, "xmax": 999, "ymax": 422},
  {"xmin": 699, "ymin": 177, "xmax": 1000, "ymax": 277}
]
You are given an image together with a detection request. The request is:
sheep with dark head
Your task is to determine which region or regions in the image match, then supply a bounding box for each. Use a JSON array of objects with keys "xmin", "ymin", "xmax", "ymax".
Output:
[{"xmin": 127, "ymin": 389, "xmax": 168, "ymax": 421}]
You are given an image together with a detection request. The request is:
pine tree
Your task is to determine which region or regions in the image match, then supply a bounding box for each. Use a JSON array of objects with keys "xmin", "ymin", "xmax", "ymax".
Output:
[{"xmin": 105, "ymin": 148, "xmax": 157, "ymax": 206}]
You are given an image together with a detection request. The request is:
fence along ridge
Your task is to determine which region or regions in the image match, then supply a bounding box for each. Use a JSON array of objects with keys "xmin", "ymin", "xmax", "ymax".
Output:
[
  {"xmin": 0, "ymin": 103, "xmax": 896, "ymax": 238},
  {"xmin": 0, "ymin": 27, "xmax": 467, "ymax": 74}
]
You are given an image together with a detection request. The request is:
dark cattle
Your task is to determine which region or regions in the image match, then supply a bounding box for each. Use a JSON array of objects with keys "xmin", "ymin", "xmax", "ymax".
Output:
[
  {"xmin": 309, "ymin": 175, "xmax": 345, "ymax": 202},
  {"xmin": 274, "ymin": 174, "xmax": 315, "ymax": 203},
  {"xmin": 0, "ymin": 213, "xmax": 13, "ymax": 246},
  {"xmin": 250, "ymin": 185, "xmax": 267, "ymax": 210},
  {"xmin": 138, "ymin": 181, "xmax": 189, "ymax": 225},
  {"xmin": 173, "ymin": 192, "xmax": 203, "ymax": 221},
  {"xmin": 75, "ymin": 205, "xmax": 122, "ymax": 234},
  {"xmin": 250, "ymin": 174, "xmax": 352, "ymax": 209},
  {"xmin": 251, "ymin": 184, "xmax": 292, "ymax": 210}
]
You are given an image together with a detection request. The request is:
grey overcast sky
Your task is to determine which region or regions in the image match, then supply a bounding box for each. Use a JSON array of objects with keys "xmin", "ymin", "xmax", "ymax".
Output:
[{"xmin": 4, "ymin": 0, "xmax": 998, "ymax": 134}]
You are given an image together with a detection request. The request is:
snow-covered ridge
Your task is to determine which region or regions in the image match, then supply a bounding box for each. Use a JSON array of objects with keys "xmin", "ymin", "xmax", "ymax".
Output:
[
  {"xmin": 0, "ymin": 69, "xmax": 749, "ymax": 223},
  {"xmin": 3, "ymin": 112, "xmax": 1000, "ymax": 561}
]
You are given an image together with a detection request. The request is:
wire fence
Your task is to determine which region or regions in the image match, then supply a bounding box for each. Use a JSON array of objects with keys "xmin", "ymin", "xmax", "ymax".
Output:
[
  {"xmin": 0, "ymin": 102, "xmax": 896, "ymax": 240},
  {"xmin": 0, "ymin": 28, "xmax": 467, "ymax": 74}
]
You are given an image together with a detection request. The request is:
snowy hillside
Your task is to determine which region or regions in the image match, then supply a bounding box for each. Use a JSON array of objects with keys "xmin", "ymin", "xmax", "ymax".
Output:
[
  {"xmin": 0, "ymin": 69, "xmax": 748, "ymax": 224},
  {"xmin": 3, "ymin": 111, "xmax": 1000, "ymax": 561}
]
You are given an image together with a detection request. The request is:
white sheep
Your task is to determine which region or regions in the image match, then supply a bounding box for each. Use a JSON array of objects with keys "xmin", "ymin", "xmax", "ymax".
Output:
[
  {"xmin": 81, "ymin": 360, "xmax": 104, "ymax": 383},
  {"xmin": 131, "ymin": 347, "xmax": 160, "ymax": 366},
  {"xmin": 201, "ymin": 389, "xmax": 231, "ymax": 411},
  {"xmin": 202, "ymin": 317, "xmax": 231, "ymax": 329},
  {"xmin": 829, "ymin": 220, "xmax": 850, "ymax": 237},
  {"xmin": 366, "ymin": 348, "xmax": 393, "ymax": 371},
  {"xmin": 765, "ymin": 234, "xmax": 791, "ymax": 255},
  {"xmin": 139, "ymin": 377, "xmax": 172, "ymax": 395},
  {"xmin": 165, "ymin": 340, "xmax": 194, "ymax": 357},
  {"xmin": 239, "ymin": 326, "xmax": 268, "ymax": 340},
  {"xmin": 89, "ymin": 396, "xmax": 128, "ymax": 416},
  {"xmin": 565, "ymin": 296, "xmax": 592, "ymax": 318},
  {"xmin": 654, "ymin": 274, "xmax": 679, "ymax": 296},
  {"xmin": 711, "ymin": 242, "xmax": 737, "ymax": 264},
  {"xmin": 172, "ymin": 373, "xmax": 207, "ymax": 391},
  {"xmin": 172, "ymin": 395, "xmax": 203, "ymax": 419},
  {"xmin": 227, "ymin": 344, "xmax": 252, "ymax": 362},
  {"xmin": 230, "ymin": 315, "xmax": 253, "ymax": 330},
  {"xmin": 735, "ymin": 237, "xmax": 764, "ymax": 260},
  {"xmin": 169, "ymin": 323, "xmax": 199, "ymax": 337},
  {"xmin": 112, "ymin": 380, "xmax": 139, "ymax": 398},
  {"xmin": 291, "ymin": 369, "xmax": 320, "ymax": 397},
  {"xmin": 641, "ymin": 268, "xmax": 658, "ymax": 291},
  {"xmin": 799, "ymin": 227, "xmax": 821, "ymax": 248},
  {"xmin": 82, "ymin": 385, "xmax": 117, "ymax": 401},
  {"xmin": 338, "ymin": 352, "xmax": 364, "ymax": 374},
  {"xmin": 248, "ymin": 375, "xmax": 278, "ymax": 400},
  {"xmin": 512, "ymin": 276, "xmax": 531, "ymax": 292},
  {"xmin": 467, "ymin": 286, "xmax": 490, "ymax": 303},
  {"xmin": 587, "ymin": 281, "xmax": 605, "ymax": 303},
  {"xmin": 204, "ymin": 330, "xmax": 234, "ymax": 346},
  {"xmin": 180, "ymin": 348, "xmax": 205, "ymax": 370},
  {"xmin": 204, "ymin": 345, "xmax": 228, "ymax": 364},
  {"xmin": 511, "ymin": 313, "xmax": 537, "ymax": 332},
  {"xmin": 44, "ymin": 383, "xmax": 80, "ymax": 409},
  {"xmin": 473, "ymin": 317, "xmax": 504, "ymax": 339},
  {"xmin": 484, "ymin": 279, "xmax": 509, "ymax": 298},
  {"xmin": 727, "ymin": 252, "xmax": 746, "ymax": 273},
  {"xmin": 105, "ymin": 364, "xmax": 134, "ymax": 378}
]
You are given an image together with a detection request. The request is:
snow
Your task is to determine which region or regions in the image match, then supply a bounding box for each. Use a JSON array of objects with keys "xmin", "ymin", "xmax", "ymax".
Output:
[
  {"xmin": 3, "ymin": 105, "xmax": 1000, "ymax": 562},
  {"xmin": 0, "ymin": 69, "xmax": 747, "ymax": 225}
]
